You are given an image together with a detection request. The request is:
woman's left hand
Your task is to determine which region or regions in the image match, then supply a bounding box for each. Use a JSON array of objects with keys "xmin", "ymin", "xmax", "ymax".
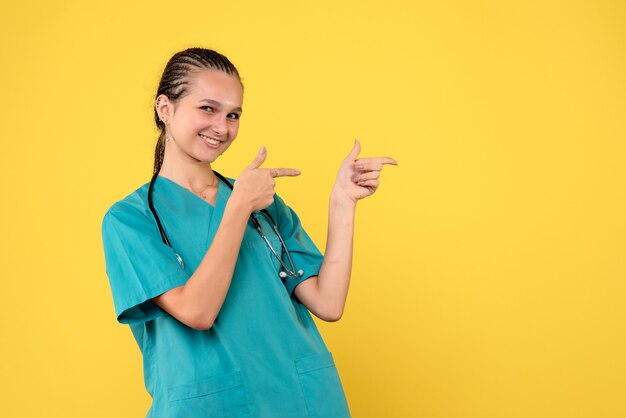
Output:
[{"xmin": 333, "ymin": 140, "xmax": 397, "ymax": 203}]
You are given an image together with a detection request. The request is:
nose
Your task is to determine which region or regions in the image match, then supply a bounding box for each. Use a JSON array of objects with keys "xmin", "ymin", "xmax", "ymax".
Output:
[{"xmin": 211, "ymin": 116, "xmax": 227, "ymax": 136}]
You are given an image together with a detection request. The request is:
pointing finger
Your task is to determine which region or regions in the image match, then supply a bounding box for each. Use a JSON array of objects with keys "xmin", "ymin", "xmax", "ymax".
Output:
[
  {"xmin": 245, "ymin": 146, "xmax": 267, "ymax": 170},
  {"xmin": 270, "ymin": 168, "xmax": 301, "ymax": 178},
  {"xmin": 355, "ymin": 162, "xmax": 383, "ymax": 172},
  {"xmin": 354, "ymin": 157, "xmax": 398, "ymax": 167}
]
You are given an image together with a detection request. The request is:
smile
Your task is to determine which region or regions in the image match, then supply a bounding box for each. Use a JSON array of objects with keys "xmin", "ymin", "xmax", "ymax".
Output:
[{"xmin": 199, "ymin": 133, "xmax": 220, "ymax": 146}]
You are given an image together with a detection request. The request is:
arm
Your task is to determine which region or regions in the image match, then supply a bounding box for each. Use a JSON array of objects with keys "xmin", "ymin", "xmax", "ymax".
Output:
[
  {"xmin": 152, "ymin": 196, "xmax": 250, "ymax": 330},
  {"xmin": 153, "ymin": 147, "xmax": 299, "ymax": 330},
  {"xmin": 294, "ymin": 140, "xmax": 397, "ymax": 321}
]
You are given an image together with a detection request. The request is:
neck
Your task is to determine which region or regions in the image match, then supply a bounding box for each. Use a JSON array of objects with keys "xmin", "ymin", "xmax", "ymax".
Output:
[{"xmin": 158, "ymin": 149, "xmax": 218, "ymax": 191}]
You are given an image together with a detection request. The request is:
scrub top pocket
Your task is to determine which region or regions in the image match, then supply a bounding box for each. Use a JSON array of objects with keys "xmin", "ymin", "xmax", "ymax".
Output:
[
  {"xmin": 167, "ymin": 371, "xmax": 252, "ymax": 418},
  {"xmin": 295, "ymin": 352, "xmax": 351, "ymax": 418}
]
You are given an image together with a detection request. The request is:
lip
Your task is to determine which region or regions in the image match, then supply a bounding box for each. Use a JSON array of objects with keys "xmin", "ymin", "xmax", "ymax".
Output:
[{"xmin": 198, "ymin": 133, "xmax": 222, "ymax": 149}]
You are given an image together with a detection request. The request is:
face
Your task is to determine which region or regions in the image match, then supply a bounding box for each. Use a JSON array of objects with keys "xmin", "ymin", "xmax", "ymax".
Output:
[{"xmin": 157, "ymin": 69, "xmax": 243, "ymax": 164}]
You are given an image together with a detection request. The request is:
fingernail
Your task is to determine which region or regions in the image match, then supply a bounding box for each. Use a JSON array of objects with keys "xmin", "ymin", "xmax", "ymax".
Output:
[
  {"xmin": 259, "ymin": 146, "xmax": 266, "ymax": 153},
  {"xmin": 295, "ymin": 170, "xmax": 301, "ymax": 175}
]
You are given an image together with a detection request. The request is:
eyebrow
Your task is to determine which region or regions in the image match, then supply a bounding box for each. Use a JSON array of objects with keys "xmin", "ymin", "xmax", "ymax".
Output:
[{"xmin": 199, "ymin": 98, "xmax": 242, "ymax": 113}]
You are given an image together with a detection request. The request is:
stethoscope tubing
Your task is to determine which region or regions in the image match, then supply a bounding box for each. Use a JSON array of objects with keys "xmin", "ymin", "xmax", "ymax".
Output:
[{"xmin": 147, "ymin": 170, "xmax": 302, "ymax": 278}]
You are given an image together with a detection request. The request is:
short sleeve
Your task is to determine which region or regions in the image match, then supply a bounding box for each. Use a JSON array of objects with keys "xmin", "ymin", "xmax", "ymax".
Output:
[
  {"xmin": 101, "ymin": 204, "xmax": 190, "ymax": 324},
  {"xmin": 268, "ymin": 194, "xmax": 324, "ymax": 295}
]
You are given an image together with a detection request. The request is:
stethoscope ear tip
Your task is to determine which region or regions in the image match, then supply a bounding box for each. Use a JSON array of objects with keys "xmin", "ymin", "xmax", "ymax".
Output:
[{"xmin": 279, "ymin": 270, "xmax": 303, "ymax": 279}]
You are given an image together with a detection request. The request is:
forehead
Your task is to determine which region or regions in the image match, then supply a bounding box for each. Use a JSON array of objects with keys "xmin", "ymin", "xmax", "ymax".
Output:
[{"xmin": 185, "ymin": 69, "xmax": 243, "ymax": 108}]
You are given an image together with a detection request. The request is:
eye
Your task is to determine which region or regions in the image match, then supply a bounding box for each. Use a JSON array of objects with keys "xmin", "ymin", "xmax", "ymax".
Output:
[
  {"xmin": 227, "ymin": 113, "xmax": 241, "ymax": 120},
  {"xmin": 200, "ymin": 106, "xmax": 214, "ymax": 112}
]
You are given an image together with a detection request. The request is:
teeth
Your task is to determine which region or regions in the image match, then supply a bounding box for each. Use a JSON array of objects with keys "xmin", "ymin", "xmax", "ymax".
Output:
[{"xmin": 199, "ymin": 134, "xmax": 219, "ymax": 145}]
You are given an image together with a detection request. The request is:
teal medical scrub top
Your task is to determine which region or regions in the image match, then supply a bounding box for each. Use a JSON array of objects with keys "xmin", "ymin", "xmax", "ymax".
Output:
[{"xmin": 101, "ymin": 176, "xmax": 351, "ymax": 418}]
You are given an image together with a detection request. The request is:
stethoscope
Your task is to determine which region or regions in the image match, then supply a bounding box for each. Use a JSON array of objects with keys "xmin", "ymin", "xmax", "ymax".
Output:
[{"xmin": 147, "ymin": 170, "xmax": 304, "ymax": 280}]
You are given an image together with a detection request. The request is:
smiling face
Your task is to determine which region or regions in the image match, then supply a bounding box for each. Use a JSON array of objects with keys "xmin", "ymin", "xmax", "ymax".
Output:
[{"xmin": 158, "ymin": 69, "xmax": 244, "ymax": 165}]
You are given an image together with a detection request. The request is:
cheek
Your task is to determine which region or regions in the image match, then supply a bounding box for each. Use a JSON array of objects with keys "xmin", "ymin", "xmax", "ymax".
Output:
[
  {"xmin": 173, "ymin": 116, "xmax": 194, "ymax": 134},
  {"xmin": 229, "ymin": 123, "xmax": 240, "ymax": 138},
  {"xmin": 178, "ymin": 109, "xmax": 202, "ymax": 123},
  {"xmin": 189, "ymin": 113, "xmax": 206, "ymax": 127}
]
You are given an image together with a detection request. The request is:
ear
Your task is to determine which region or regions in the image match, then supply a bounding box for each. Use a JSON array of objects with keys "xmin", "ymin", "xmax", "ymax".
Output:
[{"xmin": 155, "ymin": 94, "xmax": 172, "ymax": 124}]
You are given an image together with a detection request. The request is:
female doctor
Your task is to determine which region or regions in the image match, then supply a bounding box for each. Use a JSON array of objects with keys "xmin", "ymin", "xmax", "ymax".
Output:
[{"xmin": 102, "ymin": 48, "xmax": 397, "ymax": 418}]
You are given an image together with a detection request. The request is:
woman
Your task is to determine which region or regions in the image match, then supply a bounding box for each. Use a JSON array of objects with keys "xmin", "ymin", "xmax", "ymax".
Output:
[{"xmin": 102, "ymin": 47, "xmax": 396, "ymax": 418}]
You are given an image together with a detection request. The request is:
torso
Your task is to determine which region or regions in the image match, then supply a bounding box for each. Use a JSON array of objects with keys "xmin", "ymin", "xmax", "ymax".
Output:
[{"xmin": 105, "ymin": 177, "xmax": 350, "ymax": 418}]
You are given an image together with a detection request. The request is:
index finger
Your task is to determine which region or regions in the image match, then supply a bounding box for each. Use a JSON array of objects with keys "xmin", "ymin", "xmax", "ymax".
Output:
[
  {"xmin": 270, "ymin": 168, "xmax": 301, "ymax": 178},
  {"xmin": 354, "ymin": 157, "xmax": 398, "ymax": 166}
]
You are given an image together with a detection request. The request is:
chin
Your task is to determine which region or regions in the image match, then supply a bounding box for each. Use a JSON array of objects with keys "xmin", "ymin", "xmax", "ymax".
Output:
[
  {"xmin": 199, "ymin": 155, "xmax": 220, "ymax": 164},
  {"xmin": 194, "ymin": 147, "xmax": 223, "ymax": 164}
]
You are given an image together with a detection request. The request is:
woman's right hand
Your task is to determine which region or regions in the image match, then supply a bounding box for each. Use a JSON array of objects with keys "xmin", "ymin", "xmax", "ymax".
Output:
[{"xmin": 232, "ymin": 146, "xmax": 300, "ymax": 213}]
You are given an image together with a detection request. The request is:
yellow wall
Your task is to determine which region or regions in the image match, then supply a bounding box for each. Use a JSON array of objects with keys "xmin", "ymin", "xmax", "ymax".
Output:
[{"xmin": 1, "ymin": 1, "xmax": 625, "ymax": 417}]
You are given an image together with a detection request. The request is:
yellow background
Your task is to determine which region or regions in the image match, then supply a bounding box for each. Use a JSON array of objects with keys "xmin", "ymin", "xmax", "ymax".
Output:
[{"xmin": 1, "ymin": 1, "xmax": 625, "ymax": 417}]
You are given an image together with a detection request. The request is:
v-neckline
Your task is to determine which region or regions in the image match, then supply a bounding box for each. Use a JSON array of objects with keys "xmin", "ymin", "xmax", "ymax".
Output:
[{"xmin": 157, "ymin": 175, "xmax": 221, "ymax": 209}]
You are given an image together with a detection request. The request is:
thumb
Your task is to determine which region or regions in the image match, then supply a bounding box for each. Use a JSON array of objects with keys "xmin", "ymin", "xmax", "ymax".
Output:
[
  {"xmin": 346, "ymin": 139, "xmax": 361, "ymax": 161},
  {"xmin": 246, "ymin": 146, "xmax": 267, "ymax": 170}
]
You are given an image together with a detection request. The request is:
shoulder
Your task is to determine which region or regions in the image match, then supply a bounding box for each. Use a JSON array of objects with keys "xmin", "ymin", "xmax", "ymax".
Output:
[
  {"xmin": 268, "ymin": 192, "xmax": 297, "ymax": 226},
  {"xmin": 216, "ymin": 173, "xmax": 236, "ymax": 188},
  {"xmin": 102, "ymin": 181, "xmax": 153, "ymax": 229}
]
